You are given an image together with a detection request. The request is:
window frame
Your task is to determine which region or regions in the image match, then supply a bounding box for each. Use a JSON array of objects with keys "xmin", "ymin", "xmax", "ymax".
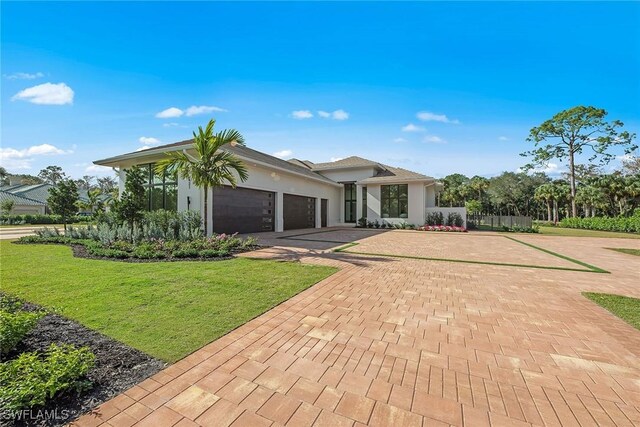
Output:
[
  {"xmin": 141, "ymin": 163, "xmax": 178, "ymax": 211},
  {"xmin": 381, "ymin": 184, "xmax": 408, "ymax": 218}
]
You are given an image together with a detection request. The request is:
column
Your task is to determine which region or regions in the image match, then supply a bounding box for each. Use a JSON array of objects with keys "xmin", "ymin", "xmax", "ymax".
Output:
[
  {"xmin": 355, "ymin": 185, "xmax": 363, "ymax": 220},
  {"xmin": 315, "ymin": 198, "xmax": 322, "ymax": 228}
]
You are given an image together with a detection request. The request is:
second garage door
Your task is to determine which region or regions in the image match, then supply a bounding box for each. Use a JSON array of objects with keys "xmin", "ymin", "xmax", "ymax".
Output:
[
  {"xmin": 212, "ymin": 186, "xmax": 275, "ymax": 234},
  {"xmin": 284, "ymin": 194, "xmax": 316, "ymax": 230}
]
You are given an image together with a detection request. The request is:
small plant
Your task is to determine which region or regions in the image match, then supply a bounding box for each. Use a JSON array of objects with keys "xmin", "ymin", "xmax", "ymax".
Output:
[
  {"xmin": 0, "ymin": 309, "xmax": 44, "ymax": 355},
  {"xmin": 357, "ymin": 217, "xmax": 368, "ymax": 228},
  {"xmin": 0, "ymin": 344, "xmax": 95, "ymax": 411}
]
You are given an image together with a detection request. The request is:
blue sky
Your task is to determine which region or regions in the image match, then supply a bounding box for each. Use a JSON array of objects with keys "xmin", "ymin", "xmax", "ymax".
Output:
[{"xmin": 2, "ymin": 2, "xmax": 639, "ymax": 179}]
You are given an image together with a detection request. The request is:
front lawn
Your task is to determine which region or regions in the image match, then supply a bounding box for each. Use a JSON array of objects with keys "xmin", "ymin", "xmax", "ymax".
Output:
[
  {"xmin": 0, "ymin": 241, "xmax": 336, "ymax": 362},
  {"xmin": 584, "ymin": 293, "xmax": 640, "ymax": 330},
  {"xmin": 606, "ymin": 248, "xmax": 640, "ymax": 256},
  {"xmin": 537, "ymin": 226, "xmax": 640, "ymax": 239}
]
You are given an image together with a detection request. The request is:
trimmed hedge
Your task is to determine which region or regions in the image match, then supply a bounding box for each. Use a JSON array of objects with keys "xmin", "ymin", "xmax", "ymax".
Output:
[
  {"xmin": 559, "ymin": 216, "xmax": 640, "ymax": 233},
  {"xmin": 0, "ymin": 214, "xmax": 92, "ymax": 225}
]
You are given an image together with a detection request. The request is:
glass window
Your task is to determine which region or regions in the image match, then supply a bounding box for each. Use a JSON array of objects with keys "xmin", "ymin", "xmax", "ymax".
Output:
[
  {"xmin": 362, "ymin": 186, "xmax": 367, "ymax": 219},
  {"xmin": 344, "ymin": 183, "xmax": 357, "ymax": 223},
  {"xmin": 381, "ymin": 184, "xmax": 408, "ymax": 218},
  {"xmin": 140, "ymin": 163, "xmax": 178, "ymax": 211}
]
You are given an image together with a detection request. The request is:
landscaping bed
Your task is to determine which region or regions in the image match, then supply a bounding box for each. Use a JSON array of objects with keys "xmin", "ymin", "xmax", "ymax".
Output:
[
  {"xmin": 0, "ymin": 294, "xmax": 164, "ymax": 427},
  {"xmin": 17, "ymin": 229, "xmax": 259, "ymax": 262}
]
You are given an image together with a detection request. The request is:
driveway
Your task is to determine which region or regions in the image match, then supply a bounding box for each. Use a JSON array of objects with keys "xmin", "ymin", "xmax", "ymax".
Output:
[{"xmin": 73, "ymin": 229, "xmax": 640, "ymax": 426}]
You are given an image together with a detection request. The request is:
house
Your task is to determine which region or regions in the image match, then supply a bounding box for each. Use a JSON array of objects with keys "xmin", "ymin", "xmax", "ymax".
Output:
[
  {"xmin": 0, "ymin": 182, "xmax": 106, "ymax": 215},
  {"xmin": 0, "ymin": 190, "xmax": 46, "ymax": 215},
  {"xmin": 94, "ymin": 139, "xmax": 465, "ymax": 234}
]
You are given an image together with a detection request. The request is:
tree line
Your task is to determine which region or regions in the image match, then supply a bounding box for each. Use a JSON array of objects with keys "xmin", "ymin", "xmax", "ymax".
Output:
[{"xmin": 438, "ymin": 106, "xmax": 638, "ymax": 222}]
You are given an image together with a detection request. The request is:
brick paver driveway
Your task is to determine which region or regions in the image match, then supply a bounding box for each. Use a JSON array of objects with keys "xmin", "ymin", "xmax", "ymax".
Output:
[{"xmin": 74, "ymin": 229, "xmax": 640, "ymax": 426}]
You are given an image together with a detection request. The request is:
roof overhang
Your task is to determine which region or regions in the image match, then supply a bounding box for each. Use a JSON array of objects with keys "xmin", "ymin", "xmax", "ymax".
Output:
[
  {"xmin": 95, "ymin": 144, "xmax": 342, "ymax": 188},
  {"xmin": 356, "ymin": 177, "xmax": 436, "ymax": 185}
]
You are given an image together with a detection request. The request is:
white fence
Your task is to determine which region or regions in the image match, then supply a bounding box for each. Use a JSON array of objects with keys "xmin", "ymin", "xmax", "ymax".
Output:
[{"xmin": 425, "ymin": 207, "xmax": 467, "ymax": 227}]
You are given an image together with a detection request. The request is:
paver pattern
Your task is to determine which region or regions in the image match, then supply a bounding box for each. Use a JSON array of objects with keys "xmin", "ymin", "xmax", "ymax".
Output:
[{"xmin": 72, "ymin": 229, "xmax": 640, "ymax": 426}]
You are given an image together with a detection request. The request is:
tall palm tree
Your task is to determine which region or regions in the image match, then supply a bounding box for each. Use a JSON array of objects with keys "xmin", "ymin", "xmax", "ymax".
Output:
[
  {"xmin": 534, "ymin": 183, "xmax": 554, "ymax": 222},
  {"xmin": 155, "ymin": 119, "xmax": 249, "ymax": 234}
]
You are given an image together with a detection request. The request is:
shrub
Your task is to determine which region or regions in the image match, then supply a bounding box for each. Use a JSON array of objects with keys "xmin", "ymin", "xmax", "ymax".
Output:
[
  {"xmin": 0, "ymin": 344, "xmax": 95, "ymax": 411},
  {"xmin": 0, "ymin": 214, "xmax": 92, "ymax": 225},
  {"xmin": 418, "ymin": 225, "xmax": 466, "ymax": 232},
  {"xmin": 199, "ymin": 249, "xmax": 228, "ymax": 258},
  {"xmin": 559, "ymin": 216, "xmax": 640, "ymax": 233},
  {"xmin": 357, "ymin": 217, "xmax": 367, "ymax": 228},
  {"xmin": 0, "ymin": 309, "xmax": 44, "ymax": 355},
  {"xmin": 425, "ymin": 212, "xmax": 444, "ymax": 226},
  {"xmin": 446, "ymin": 212, "xmax": 464, "ymax": 227}
]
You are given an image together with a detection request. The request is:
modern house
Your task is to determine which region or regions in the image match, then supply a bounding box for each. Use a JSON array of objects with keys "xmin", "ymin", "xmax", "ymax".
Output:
[
  {"xmin": 0, "ymin": 181, "xmax": 108, "ymax": 215},
  {"xmin": 94, "ymin": 139, "xmax": 465, "ymax": 234}
]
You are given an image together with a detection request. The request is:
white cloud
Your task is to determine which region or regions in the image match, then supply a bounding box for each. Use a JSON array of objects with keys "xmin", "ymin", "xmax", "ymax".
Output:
[
  {"xmin": 85, "ymin": 164, "xmax": 112, "ymax": 174},
  {"xmin": 291, "ymin": 110, "xmax": 313, "ymax": 119},
  {"xmin": 401, "ymin": 123, "xmax": 425, "ymax": 132},
  {"xmin": 11, "ymin": 82, "xmax": 74, "ymax": 105},
  {"xmin": 416, "ymin": 111, "xmax": 459, "ymax": 124},
  {"xmin": 0, "ymin": 144, "xmax": 72, "ymax": 169},
  {"xmin": 330, "ymin": 157, "xmax": 344, "ymax": 162},
  {"xmin": 156, "ymin": 107, "xmax": 184, "ymax": 118},
  {"xmin": 317, "ymin": 109, "xmax": 349, "ymax": 120},
  {"xmin": 185, "ymin": 105, "xmax": 227, "ymax": 116},
  {"xmin": 273, "ymin": 149, "xmax": 293, "ymax": 159},
  {"xmin": 393, "ymin": 138, "xmax": 407, "ymax": 143},
  {"xmin": 162, "ymin": 122, "xmax": 179, "ymax": 127},
  {"xmin": 139, "ymin": 136, "xmax": 161, "ymax": 145},
  {"xmin": 423, "ymin": 135, "xmax": 446, "ymax": 144},
  {"xmin": 498, "ymin": 136, "xmax": 509, "ymax": 141},
  {"xmin": 4, "ymin": 72, "xmax": 44, "ymax": 80},
  {"xmin": 525, "ymin": 162, "xmax": 562, "ymax": 175},
  {"xmin": 331, "ymin": 109, "xmax": 349, "ymax": 121}
]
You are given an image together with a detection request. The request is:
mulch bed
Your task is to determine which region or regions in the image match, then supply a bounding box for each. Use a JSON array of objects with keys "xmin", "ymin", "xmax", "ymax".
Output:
[{"xmin": 1, "ymin": 296, "xmax": 166, "ymax": 427}]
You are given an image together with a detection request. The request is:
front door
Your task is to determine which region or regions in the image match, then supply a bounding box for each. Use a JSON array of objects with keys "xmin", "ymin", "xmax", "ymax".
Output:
[{"xmin": 344, "ymin": 183, "xmax": 356, "ymax": 223}]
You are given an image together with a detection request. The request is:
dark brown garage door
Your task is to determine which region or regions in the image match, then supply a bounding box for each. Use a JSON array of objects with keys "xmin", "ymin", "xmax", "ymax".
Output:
[
  {"xmin": 284, "ymin": 194, "xmax": 316, "ymax": 230},
  {"xmin": 212, "ymin": 186, "xmax": 274, "ymax": 234}
]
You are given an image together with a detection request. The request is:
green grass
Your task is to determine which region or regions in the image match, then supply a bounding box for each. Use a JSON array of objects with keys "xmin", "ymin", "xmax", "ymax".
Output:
[
  {"xmin": 537, "ymin": 226, "xmax": 640, "ymax": 239},
  {"xmin": 606, "ymin": 248, "xmax": 640, "ymax": 256},
  {"xmin": 583, "ymin": 293, "xmax": 640, "ymax": 330},
  {"xmin": 0, "ymin": 241, "xmax": 336, "ymax": 362}
]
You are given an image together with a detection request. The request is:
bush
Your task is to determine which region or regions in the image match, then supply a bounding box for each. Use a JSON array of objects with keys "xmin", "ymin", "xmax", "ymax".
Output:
[
  {"xmin": 559, "ymin": 216, "xmax": 640, "ymax": 233},
  {"xmin": 501, "ymin": 225, "xmax": 540, "ymax": 233},
  {"xmin": 425, "ymin": 212, "xmax": 444, "ymax": 226},
  {"xmin": 357, "ymin": 217, "xmax": 367, "ymax": 228},
  {"xmin": 0, "ymin": 344, "xmax": 95, "ymax": 411},
  {"xmin": 446, "ymin": 212, "xmax": 464, "ymax": 227},
  {"xmin": 0, "ymin": 214, "xmax": 92, "ymax": 225},
  {"xmin": 0, "ymin": 309, "xmax": 43, "ymax": 355}
]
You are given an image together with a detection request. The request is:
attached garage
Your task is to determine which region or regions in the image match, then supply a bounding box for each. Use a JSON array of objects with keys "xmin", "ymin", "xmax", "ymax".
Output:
[
  {"xmin": 283, "ymin": 194, "xmax": 316, "ymax": 230},
  {"xmin": 212, "ymin": 186, "xmax": 275, "ymax": 234}
]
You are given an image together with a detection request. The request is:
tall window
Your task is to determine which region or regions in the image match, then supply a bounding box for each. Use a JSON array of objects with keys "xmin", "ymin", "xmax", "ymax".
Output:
[
  {"xmin": 141, "ymin": 164, "xmax": 178, "ymax": 211},
  {"xmin": 381, "ymin": 184, "xmax": 408, "ymax": 218},
  {"xmin": 344, "ymin": 183, "xmax": 356, "ymax": 223},
  {"xmin": 362, "ymin": 186, "xmax": 367, "ymax": 219}
]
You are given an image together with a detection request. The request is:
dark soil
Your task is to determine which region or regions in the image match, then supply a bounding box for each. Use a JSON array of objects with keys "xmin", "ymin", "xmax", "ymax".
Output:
[{"xmin": 0, "ymin": 295, "xmax": 166, "ymax": 427}]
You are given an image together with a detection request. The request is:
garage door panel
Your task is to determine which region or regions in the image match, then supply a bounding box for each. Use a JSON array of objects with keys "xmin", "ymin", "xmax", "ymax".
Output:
[
  {"xmin": 284, "ymin": 194, "xmax": 316, "ymax": 230},
  {"xmin": 213, "ymin": 186, "xmax": 274, "ymax": 234}
]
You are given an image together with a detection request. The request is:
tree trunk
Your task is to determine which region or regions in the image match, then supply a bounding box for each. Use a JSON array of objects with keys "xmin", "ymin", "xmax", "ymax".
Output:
[
  {"xmin": 553, "ymin": 201, "xmax": 558, "ymax": 224},
  {"xmin": 569, "ymin": 147, "xmax": 577, "ymax": 218},
  {"xmin": 203, "ymin": 185, "xmax": 208, "ymax": 236},
  {"xmin": 546, "ymin": 201, "xmax": 552, "ymax": 222}
]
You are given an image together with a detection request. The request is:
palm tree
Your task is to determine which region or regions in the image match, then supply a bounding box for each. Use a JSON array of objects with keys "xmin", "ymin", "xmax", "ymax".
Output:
[
  {"xmin": 534, "ymin": 183, "xmax": 554, "ymax": 222},
  {"xmin": 155, "ymin": 119, "xmax": 249, "ymax": 234}
]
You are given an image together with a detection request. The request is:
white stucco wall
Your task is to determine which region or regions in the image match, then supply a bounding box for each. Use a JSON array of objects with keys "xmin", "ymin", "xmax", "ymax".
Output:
[
  {"xmin": 182, "ymin": 162, "xmax": 342, "ymax": 233},
  {"xmin": 362, "ymin": 182, "xmax": 425, "ymax": 226},
  {"xmin": 317, "ymin": 167, "xmax": 377, "ymax": 183}
]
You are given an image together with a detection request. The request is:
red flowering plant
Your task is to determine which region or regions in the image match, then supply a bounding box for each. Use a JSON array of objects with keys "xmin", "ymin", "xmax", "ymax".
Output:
[{"xmin": 417, "ymin": 225, "xmax": 467, "ymax": 232}]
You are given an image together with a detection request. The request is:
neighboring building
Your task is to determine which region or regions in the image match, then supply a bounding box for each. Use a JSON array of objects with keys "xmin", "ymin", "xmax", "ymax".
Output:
[
  {"xmin": 0, "ymin": 182, "xmax": 105, "ymax": 215},
  {"xmin": 94, "ymin": 139, "xmax": 465, "ymax": 234},
  {"xmin": 0, "ymin": 190, "xmax": 46, "ymax": 215}
]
